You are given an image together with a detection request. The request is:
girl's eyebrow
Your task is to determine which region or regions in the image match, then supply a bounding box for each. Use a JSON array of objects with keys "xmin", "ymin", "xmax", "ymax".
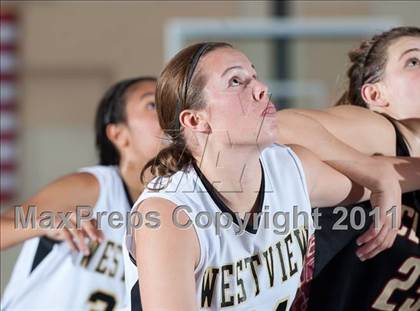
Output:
[
  {"xmin": 399, "ymin": 48, "xmax": 420, "ymax": 61},
  {"xmin": 221, "ymin": 63, "xmax": 256, "ymax": 77},
  {"xmin": 221, "ymin": 65, "xmax": 243, "ymax": 77},
  {"xmin": 139, "ymin": 92, "xmax": 155, "ymax": 100}
]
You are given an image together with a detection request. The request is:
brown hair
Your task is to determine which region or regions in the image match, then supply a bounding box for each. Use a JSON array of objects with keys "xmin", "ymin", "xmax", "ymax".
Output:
[
  {"xmin": 336, "ymin": 26, "xmax": 420, "ymax": 107},
  {"xmin": 140, "ymin": 42, "xmax": 232, "ymax": 184}
]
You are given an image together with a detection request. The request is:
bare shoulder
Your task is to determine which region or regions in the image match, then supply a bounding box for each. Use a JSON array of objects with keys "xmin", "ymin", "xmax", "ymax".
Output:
[
  {"xmin": 134, "ymin": 196, "xmax": 199, "ymax": 266},
  {"xmin": 134, "ymin": 197, "xmax": 198, "ymax": 310},
  {"xmin": 326, "ymin": 105, "xmax": 393, "ymax": 126},
  {"xmin": 135, "ymin": 197, "xmax": 193, "ymax": 235},
  {"xmin": 47, "ymin": 172, "xmax": 99, "ymax": 198},
  {"xmin": 135, "ymin": 197, "xmax": 178, "ymax": 215},
  {"xmin": 287, "ymin": 144, "xmax": 323, "ymax": 174},
  {"xmin": 288, "ymin": 144, "xmax": 314, "ymax": 159},
  {"xmin": 326, "ymin": 105, "xmax": 377, "ymax": 118},
  {"xmin": 56, "ymin": 172, "xmax": 99, "ymax": 190},
  {"xmin": 321, "ymin": 106, "xmax": 396, "ymax": 155},
  {"xmin": 278, "ymin": 106, "xmax": 396, "ymax": 156},
  {"xmin": 26, "ymin": 172, "xmax": 100, "ymax": 212}
]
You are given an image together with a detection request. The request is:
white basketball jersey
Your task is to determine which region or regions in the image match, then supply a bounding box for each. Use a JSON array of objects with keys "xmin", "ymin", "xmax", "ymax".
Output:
[
  {"xmin": 124, "ymin": 144, "xmax": 314, "ymax": 311},
  {"xmin": 1, "ymin": 166, "xmax": 130, "ymax": 311}
]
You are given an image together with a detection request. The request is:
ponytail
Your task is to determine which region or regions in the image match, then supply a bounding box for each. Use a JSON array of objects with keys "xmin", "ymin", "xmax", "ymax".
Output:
[{"xmin": 140, "ymin": 137, "xmax": 194, "ymax": 185}]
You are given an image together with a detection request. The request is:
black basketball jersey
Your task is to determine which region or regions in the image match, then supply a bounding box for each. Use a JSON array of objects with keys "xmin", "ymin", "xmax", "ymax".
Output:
[{"xmin": 300, "ymin": 117, "xmax": 420, "ymax": 311}]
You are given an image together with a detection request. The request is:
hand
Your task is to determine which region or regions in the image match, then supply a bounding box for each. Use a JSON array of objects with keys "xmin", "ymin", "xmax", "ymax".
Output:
[
  {"xmin": 43, "ymin": 212, "xmax": 104, "ymax": 255},
  {"xmin": 356, "ymin": 177, "xmax": 401, "ymax": 261}
]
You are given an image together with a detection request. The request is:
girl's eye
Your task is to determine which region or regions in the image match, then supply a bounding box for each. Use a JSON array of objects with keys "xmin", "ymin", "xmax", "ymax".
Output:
[
  {"xmin": 406, "ymin": 57, "xmax": 419, "ymax": 68},
  {"xmin": 146, "ymin": 102, "xmax": 156, "ymax": 110},
  {"xmin": 229, "ymin": 77, "xmax": 242, "ymax": 87}
]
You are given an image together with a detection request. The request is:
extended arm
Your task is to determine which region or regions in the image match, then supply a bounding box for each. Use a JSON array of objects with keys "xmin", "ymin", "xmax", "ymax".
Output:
[
  {"xmin": 277, "ymin": 105, "xmax": 398, "ymax": 157},
  {"xmin": 0, "ymin": 173, "xmax": 103, "ymax": 252},
  {"xmin": 290, "ymin": 144, "xmax": 420, "ymax": 260}
]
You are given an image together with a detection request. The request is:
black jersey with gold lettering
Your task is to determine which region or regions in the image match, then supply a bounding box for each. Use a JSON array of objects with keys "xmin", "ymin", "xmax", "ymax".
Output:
[{"xmin": 302, "ymin": 118, "xmax": 420, "ymax": 311}]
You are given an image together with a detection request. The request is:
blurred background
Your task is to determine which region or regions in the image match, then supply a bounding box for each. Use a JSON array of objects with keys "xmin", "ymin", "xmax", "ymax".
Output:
[{"xmin": 1, "ymin": 0, "xmax": 419, "ymax": 294}]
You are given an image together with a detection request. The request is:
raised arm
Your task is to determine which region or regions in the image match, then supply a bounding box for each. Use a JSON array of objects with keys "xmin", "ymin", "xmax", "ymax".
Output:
[
  {"xmin": 277, "ymin": 105, "xmax": 403, "ymax": 157},
  {"xmin": 290, "ymin": 144, "xmax": 420, "ymax": 260},
  {"xmin": 0, "ymin": 173, "xmax": 103, "ymax": 252},
  {"xmin": 134, "ymin": 198, "xmax": 198, "ymax": 311}
]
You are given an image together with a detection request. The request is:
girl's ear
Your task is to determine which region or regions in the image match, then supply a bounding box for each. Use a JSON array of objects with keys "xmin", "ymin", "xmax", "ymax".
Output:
[
  {"xmin": 179, "ymin": 110, "xmax": 211, "ymax": 133},
  {"xmin": 106, "ymin": 123, "xmax": 130, "ymax": 151},
  {"xmin": 361, "ymin": 83, "xmax": 389, "ymax": 109}
]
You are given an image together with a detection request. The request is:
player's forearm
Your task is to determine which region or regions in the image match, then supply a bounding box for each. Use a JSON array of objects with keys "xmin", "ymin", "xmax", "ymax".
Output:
[
  {"xmin": 0, "ymin": 211, "xmax": 44, "ymax": 250},
  {"xmin": 375, "ymin": 156, "xmax": 420, "ymax": 193},
  {"xmin": 277, "ymin": 109, "xmax": 406, "ymax": 191},
  {"xmin": 326, "ymin": 156, "xmax": 393, "ymax": 193},
  {"xmin": 325, "ymin": 155, "xmax": 420, "ymax": 196}
]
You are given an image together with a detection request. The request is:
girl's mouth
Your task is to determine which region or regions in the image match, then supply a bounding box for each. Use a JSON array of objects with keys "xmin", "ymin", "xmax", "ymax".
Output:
[{"xmin": 261, "ymin": 103, "xmax": 277, "ymax": 117}]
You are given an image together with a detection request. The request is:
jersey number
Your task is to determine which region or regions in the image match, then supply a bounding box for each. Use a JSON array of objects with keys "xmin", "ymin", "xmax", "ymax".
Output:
[
  {"xmin": 88, "ymin": 290, "xmax": 116, "ymax": 311},
  {"xmin": 372, "ymin": 257, "xmax": 420, "ymax": 311}
]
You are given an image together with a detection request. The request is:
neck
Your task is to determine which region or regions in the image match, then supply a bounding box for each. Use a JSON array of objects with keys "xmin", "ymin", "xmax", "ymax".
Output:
[
  {"xmin": 393, "ymin": 118, "xmax": 420, "ymax": 155},
  {"xmin": 118, "ymin": 158, "xmax": 147, "ymax": 202},
  {"xmin": 195, "ymin": 143, "xmax": 262, "ymax": 195},
  {"xmin": 376, "ymin": 111, "xmax": 420, "ymax": 155}
]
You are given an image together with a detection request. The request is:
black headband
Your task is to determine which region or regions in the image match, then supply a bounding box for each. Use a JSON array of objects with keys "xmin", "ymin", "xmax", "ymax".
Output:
[
  {"xmin": 174, "ymin": 43, "xmax": 214, "ymax": 130},
  {"xmin": 103, "ymin": 79, "xmax": 144, "ymax": 125},
  {"xmin": 103, "ymin": 83, "xmax": 128, "ymax": 125}
]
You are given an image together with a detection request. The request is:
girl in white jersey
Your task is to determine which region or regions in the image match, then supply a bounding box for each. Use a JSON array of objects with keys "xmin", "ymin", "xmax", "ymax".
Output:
[
  {"xmin": 124, "ymin": 43, "xmax": 420, "ymax": 310},
  {"xmin": 1, "ymin": 76, "xmax": 162, "ymax": 310}
]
